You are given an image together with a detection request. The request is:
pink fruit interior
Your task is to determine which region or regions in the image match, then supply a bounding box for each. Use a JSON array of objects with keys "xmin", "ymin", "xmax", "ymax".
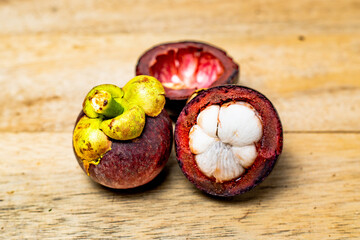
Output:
[{"xmin": 150, "ymin": 47, "xmax": 224, "ymax": 90}]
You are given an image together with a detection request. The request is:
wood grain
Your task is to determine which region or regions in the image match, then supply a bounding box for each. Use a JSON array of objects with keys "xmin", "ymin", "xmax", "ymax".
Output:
[
  {"xmin": 0, "ymin": 0, "xmax": 359, "ymax": 239},
  {"xmin": 0, "ymin": 133, "xmax": 359, "ymax": 239},
  {"xmin": 0, "ymin": 0, "xmax": 359, "ymax": 35},
  {"xmin": 1, "ymin": 33, "xmax": 359, "ymax": 132}
]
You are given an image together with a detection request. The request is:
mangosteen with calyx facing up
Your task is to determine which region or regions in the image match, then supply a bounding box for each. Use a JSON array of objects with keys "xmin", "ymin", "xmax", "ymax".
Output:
[
  {"xmin": 136, "ymin": 41, "xmax": 239, "ymax": 119},
  {"xmin": 174, "ymin": 85, "xmax": 283, "ymax": 197},
  {"xmin": 72, "ymin": 75, "xmax": 173, "ymax": 189}
]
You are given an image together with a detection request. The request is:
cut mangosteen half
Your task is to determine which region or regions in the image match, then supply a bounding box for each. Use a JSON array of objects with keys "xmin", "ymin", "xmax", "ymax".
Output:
[
  {"xmin": 136, "ymin": 41, "xmax": 239, "ymax": 118},
  {"xmin": 175, "ymin": 85, "xmax": 283, "ymax": 197}
]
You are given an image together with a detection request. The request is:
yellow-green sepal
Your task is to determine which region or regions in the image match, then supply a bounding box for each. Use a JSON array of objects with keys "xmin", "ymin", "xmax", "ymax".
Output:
[
  {"xmin": 122, "ymin": 75, "xmax": 165, "ymax": 117},
  {"xmin": 100, "ymin": 100, "xmax": 146, "ymax": 141},
  {"xmin": 83, "ymin": 84, "xmax": 124, "ymax": 118},
  {"xmin": 73, "ymin": 115, "xmax": 112, "ymax": 175}
]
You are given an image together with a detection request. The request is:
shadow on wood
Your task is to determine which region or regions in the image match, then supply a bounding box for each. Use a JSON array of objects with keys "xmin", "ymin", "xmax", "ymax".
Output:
[{"xmin": 198, "ymin": 146, "xmax": 292, "ymax": 203}]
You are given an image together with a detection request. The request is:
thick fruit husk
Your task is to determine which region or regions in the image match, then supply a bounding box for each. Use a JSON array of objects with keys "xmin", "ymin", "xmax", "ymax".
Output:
[
  {"xmin": 136, "ymin": 41, "xmax": 239, "ymax": 119},
  {"xmin": 174, "ymin": 85, "xmax": 283, "ymax": 197},
  {"xmin": 73, "ymin": 109, "xmax": 173, "ymax": 189}
]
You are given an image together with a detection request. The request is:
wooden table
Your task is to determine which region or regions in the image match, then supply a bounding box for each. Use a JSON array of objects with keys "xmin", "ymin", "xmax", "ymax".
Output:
[{"xmin": 1, "ymin": 0, "xmax": 359, "ymax": 239}]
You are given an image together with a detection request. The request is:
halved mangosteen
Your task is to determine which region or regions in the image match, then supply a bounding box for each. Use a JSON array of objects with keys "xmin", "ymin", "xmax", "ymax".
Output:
[
  {"xmin": 174, "ymin": 85, "xmax": 283, "ymax": 197},
  {"xmin": 136, "ymin": 41, "xmax": 239, "ymax": 119}
]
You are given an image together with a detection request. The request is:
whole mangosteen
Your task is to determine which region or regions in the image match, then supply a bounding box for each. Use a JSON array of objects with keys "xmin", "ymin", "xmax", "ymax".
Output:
[
  {"xmin": 174, "ymin": 85, "xmax": 283, "ymax": 197},
  {"xmin": 72, "ymin": 75, "xmax": 173, "ymax": 189},
  {"xmin": 136, "ymin": 41, "xmax": 239, "ymax": 119}
]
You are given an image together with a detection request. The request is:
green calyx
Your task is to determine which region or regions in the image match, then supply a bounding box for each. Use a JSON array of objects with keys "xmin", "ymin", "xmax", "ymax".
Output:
[
  {"xmin": 83, "ymin": 84, "xmax": 124, "ymax": 118},
  {"xmin": 73, "ymin": 76, "xmax": 165, "ymax": 171},
  {"xmin": 73, "ymin": 116, "xmax": 112, "ymax": 175},
  {"xmin": 123, "ymin": 75, "xmax": 165, "ymax": 117},
  {"xmin": 99, "ymin": 98, "xmax": 145, "ymax": 140}
]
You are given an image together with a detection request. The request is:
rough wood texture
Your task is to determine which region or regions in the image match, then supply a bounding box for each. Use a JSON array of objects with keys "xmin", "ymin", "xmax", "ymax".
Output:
[
  {"xmin": 1, "ymin": 0, "xmax": 359, "ymax": 239},
  {"xmin": 1, "ymin": 133, "xmax": 359, "ymax": 239}
]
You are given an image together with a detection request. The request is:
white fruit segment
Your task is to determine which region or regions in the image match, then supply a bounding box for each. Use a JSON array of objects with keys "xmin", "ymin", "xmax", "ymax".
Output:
[
  {"xmin": 218, "ymin": 102, "xmax": 262, "ymax": 146},
  {"xmin": 197, "ymin": 105, "xmax": 220, "ymax": 138},
  {"xmin": 189, "ymin": 125, "xmax": 218, "ymax": 154},
  {"xmin": 195, "ymin": 141, "xmax": 245, "ymax": 182},
  {"xmin": 232, "ymin": 145, "xmax": 258, "ymax": 169},
  {"xmin": 189, "ymin": 102, "xmax": 263, "ymax": 182}
]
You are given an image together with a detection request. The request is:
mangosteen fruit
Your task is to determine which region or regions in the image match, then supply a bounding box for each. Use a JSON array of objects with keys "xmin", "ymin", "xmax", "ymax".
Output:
[
  {"xmin": 72, "ymin": 75, "xmax": 173, "ymax": 189},
  {"xmin": 136, "ymin": 41, "xmax": 239, "ymax": 119},
  {"xmin": 174, "ymin": 85, "xmax": 283, "ymax": 197}
]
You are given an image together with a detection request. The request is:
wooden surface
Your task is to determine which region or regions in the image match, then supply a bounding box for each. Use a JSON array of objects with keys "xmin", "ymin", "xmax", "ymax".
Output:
[{"xmin": 1, "ymin": 0, "xmax": 359, "ymax": 239}]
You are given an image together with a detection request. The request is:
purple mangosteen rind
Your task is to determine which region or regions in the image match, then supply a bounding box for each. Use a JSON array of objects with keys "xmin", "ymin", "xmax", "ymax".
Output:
[
  {"xmin": 136, "ymin": 41, "xmax": 239, "ymax": 119},
  {"xmin": 74, "ymin": 109, "xmax": 173, "ymax": 189},
  {"xmin": 174, "ymin": 85, "xmax": 283, "ymax": 197},
  {"xmin": 136, "ymin": 41, "xmax": 239, "ymax": 100}
]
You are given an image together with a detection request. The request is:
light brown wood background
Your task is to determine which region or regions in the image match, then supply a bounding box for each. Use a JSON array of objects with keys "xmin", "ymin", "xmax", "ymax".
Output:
[{"xmin": 1, "ymin": 0, "xmax": 359, "ymax": 239}]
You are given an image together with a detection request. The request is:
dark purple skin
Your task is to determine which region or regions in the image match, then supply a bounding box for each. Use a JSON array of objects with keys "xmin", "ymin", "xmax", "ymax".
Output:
[
  {"xmin": 136, "ymin": 41, "xmax": 239, "ymax": 119},
  {"xmin": 74, "ymin": 109, "xmax": 173, "ymax": 189},
  {"xmin": 175, "ymin": 85, "xmax": 283, "ymax": 197}
]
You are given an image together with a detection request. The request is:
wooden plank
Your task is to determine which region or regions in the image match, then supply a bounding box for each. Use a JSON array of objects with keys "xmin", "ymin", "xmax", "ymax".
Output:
[
  {"xmin": 0, "ymin": 33, "xmax": 359, "ymax": 132},
  {"xmin": 0, "ymin": 132, "xmax": 359, "ymax": 239},
  {"xmin": 0, "ymin": 0, "xmax": 359, "ymax": 239},
  {"xmin": 0, "ymin": 0, "xmax": 359, "ymax": 35}
]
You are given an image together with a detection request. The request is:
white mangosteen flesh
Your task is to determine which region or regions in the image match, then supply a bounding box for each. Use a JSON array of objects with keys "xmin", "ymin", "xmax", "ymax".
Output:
[{"xmin": 188, "ymin": 101, "xmax": 263, "ymax": 183}]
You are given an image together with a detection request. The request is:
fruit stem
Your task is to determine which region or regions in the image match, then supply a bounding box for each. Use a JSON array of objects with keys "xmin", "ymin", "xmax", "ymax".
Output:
[{"xmin": 88, "ymin": 90, "xmax": 124, "ymax": 118}]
